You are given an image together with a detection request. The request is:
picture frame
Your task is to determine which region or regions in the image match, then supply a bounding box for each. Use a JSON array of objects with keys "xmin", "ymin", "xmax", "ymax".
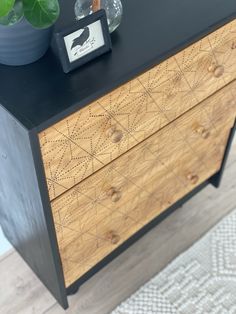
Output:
[{"xmin": 52, "ymin": 10, "xmax": 112, "ymax": 73}]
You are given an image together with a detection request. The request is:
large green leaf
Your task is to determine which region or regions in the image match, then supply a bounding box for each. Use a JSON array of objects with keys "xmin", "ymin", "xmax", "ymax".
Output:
[
  {"xmin": 0, "ymin": 0, "xmax": 15, "ymax": 18},
  {"xmin": 0, "ymin": 1, "xmax": 23, "ymax": 26},
  {"xmin": 23, "ymin": 0, "xmax": 60, "ymax": 29}
]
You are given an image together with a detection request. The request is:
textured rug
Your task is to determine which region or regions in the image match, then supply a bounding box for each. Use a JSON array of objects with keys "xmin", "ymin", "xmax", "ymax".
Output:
[{"xmin": 112, "ymin": 209, "xmax": 236, "ymax": 314}]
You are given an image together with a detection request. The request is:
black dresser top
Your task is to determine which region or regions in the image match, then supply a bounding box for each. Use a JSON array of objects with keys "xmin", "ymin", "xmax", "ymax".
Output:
[{"xmin": 0, "ymin": 0, "xmax": 235, "ymax": 131}]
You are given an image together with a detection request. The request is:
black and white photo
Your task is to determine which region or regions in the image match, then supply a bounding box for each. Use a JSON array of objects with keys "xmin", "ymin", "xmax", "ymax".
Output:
[{"xmin": 53, "ymin": 10, "xmax": 112, "ymax": 73}]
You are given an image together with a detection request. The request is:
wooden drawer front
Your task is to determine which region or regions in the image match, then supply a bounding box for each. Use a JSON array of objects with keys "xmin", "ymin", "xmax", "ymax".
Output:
[
  {"xmin": 39, "ymin": 58, "xmax": 194, "ymax": 201},
  {"xmin": 174, "ymin": 19, "xmax": 236, "ymax": 105},
  {"xmin": 40, "ymin": 19, "xmax": 236, "ymax": 201},
  {"xmin": 51, "ymin": 81, "xmax": 236, "ymax": 287}
]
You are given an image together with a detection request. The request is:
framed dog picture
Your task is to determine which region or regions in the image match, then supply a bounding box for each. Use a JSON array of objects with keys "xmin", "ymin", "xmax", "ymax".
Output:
[{"xmin": 53, "ymin": 10, "xmax": 112, "ymax": 73}]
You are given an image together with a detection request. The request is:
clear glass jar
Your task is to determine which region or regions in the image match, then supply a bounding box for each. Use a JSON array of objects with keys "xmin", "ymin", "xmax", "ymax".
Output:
[{"xmin": 74, "ymin": 0, "xmax": 123, "ymax": 33}]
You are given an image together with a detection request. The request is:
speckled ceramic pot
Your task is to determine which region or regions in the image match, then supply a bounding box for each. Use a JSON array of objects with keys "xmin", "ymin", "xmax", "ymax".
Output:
[{"xmin": 0, "ymin": 18, "xmax": 52, "ymax": 66}]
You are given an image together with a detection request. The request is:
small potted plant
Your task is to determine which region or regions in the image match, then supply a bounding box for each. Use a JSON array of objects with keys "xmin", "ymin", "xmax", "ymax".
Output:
[{"xmin": 0, "ymin": 0, "xmax": 60, "ymax": 66}]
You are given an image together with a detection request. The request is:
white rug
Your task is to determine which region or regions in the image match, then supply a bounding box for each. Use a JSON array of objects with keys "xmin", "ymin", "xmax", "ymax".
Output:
[{"xmin": 112, "ymin": 209, "xmax": 236, "ymax": 314}]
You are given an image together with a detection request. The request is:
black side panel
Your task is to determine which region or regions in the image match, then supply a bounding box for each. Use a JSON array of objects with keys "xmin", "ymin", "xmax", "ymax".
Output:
[
  {"xmin": 210, "ymin": 119, "xmax": 236, "ymax": 188},
  {"xmin": 0, "ymin": 107, "xmax": 68, "ymax": 309}
]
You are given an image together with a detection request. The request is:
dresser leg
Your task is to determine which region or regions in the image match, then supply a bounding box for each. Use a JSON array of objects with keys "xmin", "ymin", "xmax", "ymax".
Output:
[
  {"xmin": 67, "ymin": 285, "xmax": 80, "ymax": 296},
  {"xmin": 210, "ymin": 119, "xmax": 236, "ymax": 188}
]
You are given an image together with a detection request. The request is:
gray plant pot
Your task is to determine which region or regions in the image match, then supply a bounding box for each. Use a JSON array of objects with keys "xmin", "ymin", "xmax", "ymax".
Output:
[{"xmin": 0, "ymin": 18, "xmax": 52, "ymax": 66}]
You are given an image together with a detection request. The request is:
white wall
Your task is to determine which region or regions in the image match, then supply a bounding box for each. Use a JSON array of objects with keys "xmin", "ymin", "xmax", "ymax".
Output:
[{"xmin": 0, "ymin": 227, "xmax": 12, "ymax": 255}]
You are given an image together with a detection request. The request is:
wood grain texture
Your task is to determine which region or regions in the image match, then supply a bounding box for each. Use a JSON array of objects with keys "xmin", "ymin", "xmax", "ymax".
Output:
[
  {"xmin": 51, "ymin": 81, "xmax": 236, "ymax": 287},
  {"xmin": 0, "ymin": 138, "xmax": 235, "ymax": 314},
  {"xmin": 47, "ymin": 138, "xmax": 236, "ymax": 314},
  {"xmin": 39, "ymin": 19, "xmax": 236, "ymax": 201},
  {"xmin": 0, "ymin": 251, "xmax": 56, "ymax": 314},
  {"xmin": 174, "ymin": 19, "xmax": 236, "ymax": 104},
  {"xmin": 0, "ymin": 108, "xmax": 68, "ymax": 308}
]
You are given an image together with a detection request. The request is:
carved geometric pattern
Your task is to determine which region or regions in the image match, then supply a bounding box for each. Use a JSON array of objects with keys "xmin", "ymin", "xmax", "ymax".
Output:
[
  {"xmin": 174, "ymin": 19, "xmax": 236, "ymax": 104},
  {"xmin": 39, "ymin": 19, "xmax": 236, "ymax": 200},
  {"xmin": 51, "ymin": 91, "xmax": 236, "ymax": 287},
  {"xmin": 112, "ymin": 210, "xmax": 236, "ymax": 314}
]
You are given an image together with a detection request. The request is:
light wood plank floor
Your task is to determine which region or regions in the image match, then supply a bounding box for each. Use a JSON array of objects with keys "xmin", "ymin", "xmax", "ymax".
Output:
[{"xmin": 0, "ymin": 139, "xmax": 235, "ymax": 314}]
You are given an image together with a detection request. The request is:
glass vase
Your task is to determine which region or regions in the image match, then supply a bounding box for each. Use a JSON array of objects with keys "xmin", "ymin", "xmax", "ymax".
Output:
[{"xmin": 74, "ymin": 0, "xmax": 123, "ymax": 33}]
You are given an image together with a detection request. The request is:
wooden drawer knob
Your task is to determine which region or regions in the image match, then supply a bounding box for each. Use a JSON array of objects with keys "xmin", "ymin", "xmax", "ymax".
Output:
[
  {"xmin": 196, "ymin": 126, "xmax": 211, "ymax": 139},
  {"xmin": 107, "ymin": 231, "xmax": 120, "ymax": 245},
  {"xmin": 229, "ymin": 99, "xmax": 236, "ymax": 106},
  {"xmin": 106, "ymin": 126, "xmax": 123, "ymax": 143},
  {"xmin": 187, "ymin": 173, "xmax": 199, "ymax": 185},
  {"xmin": 213, "ymin": 65, "xmax": 224, "ymax": 78},
  {"xmin": 208, "ymin": 64, "xmax": 224, "ymax": 78},
  {"xmin": 107, "ymin": 187, "xmax": 122, "ymax": 203}
]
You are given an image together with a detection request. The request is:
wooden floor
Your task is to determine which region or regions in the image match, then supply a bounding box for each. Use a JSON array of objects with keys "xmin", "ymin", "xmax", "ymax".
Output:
[{"xmin": 0, "ymin": 139, "xmax": 235, "ymax": 314}]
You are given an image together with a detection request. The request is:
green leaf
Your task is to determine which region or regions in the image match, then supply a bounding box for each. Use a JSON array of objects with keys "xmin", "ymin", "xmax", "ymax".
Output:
[
  {"xmin": 0, "ymin": 0, "xmax": 15, "ymax": 18},
  {"xmin": 0, "ymin": 1, "xmax": 23, "ymax": 26},
  {"xmin": 23, "ymin": 0, "xmax": 60, "ymax": 29}
]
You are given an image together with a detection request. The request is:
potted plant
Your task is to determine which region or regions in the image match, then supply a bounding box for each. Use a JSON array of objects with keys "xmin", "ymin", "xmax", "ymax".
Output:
[{"xmin": 0, "ymin": 0, "xmax": 60, "ymax": 66}]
